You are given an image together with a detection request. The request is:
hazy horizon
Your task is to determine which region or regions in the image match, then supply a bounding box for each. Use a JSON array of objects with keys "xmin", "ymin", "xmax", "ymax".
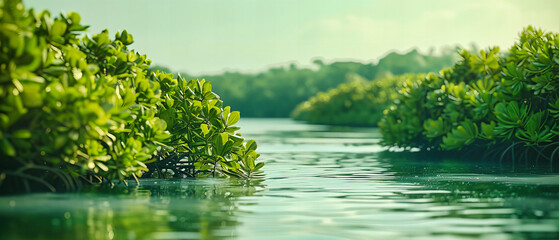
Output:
[{"xmin": 23, "ymin": 0, "xmax": 559, "ymax": 75}]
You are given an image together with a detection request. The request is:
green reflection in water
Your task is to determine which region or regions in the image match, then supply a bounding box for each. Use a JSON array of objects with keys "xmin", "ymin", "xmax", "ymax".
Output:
[{"xmin": 0, "ymin": 178, "xmax": 265, "ymax": 240}]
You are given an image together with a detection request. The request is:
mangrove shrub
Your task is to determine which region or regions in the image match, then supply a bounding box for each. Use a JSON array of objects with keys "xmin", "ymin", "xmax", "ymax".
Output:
[
  {"xmin": 291, "ymin": 74, "xmax": 415, "ymax": 126},
  {"xmin": 0, "ymin": 0, "xmax": 262, "ymax": 193},
  {"xmin": 379, "ymin": 26, "xmax": 559, "ymax": 163}
]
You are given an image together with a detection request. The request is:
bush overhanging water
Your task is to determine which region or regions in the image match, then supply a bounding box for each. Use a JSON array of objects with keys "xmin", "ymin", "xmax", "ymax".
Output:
[
  {"xmin": 379, "ymin": 26, "xmax": 559, "ymax": 163},
  {"xmin": 0, "ymin": 0, "xmax": 262, "ymax": 194}
]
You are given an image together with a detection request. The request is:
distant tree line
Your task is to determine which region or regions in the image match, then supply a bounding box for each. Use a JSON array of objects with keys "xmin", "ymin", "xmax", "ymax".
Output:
[{"xmin": 150, "ymin": 48, "xmax": 458, "ymax": 117}]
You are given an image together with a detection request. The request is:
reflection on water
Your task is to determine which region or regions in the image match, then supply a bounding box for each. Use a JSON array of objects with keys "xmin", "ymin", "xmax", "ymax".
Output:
[
  {"xmin": 0, "ymin": 179, "xmax": 265, "ymax": 240},
  {"xmin": 1, "ymin": 118, "xmax": 559, "ymax": 239}
]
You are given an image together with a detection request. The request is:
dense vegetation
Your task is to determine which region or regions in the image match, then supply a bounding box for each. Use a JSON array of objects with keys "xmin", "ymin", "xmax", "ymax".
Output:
[
  {"xmin": 291, "ymin": 73, "xmax": 413, "ymax": 126},
  {"xmin": 380, "ymin": 26, "xmax": 559, "ymax": 163},
  {"xmin": 289, "ymin": 50, "xmax": 457, "ymax": 125},
  {"xmin": 0, "ymin": 0, "xmax": 262, "ymax": 194},
  {"xmin": 152, "ymin": 48, "xmax": 457, "ymax": 118}
]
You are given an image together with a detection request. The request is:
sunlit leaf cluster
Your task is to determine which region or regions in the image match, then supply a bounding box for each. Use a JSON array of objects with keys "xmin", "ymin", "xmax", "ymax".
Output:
[
  {"xmin": 0, "ymin": 0, "xmax": 261, "ymax": 193},
  {"xmin": 380, "ymin": 26, "xmax": 559, "ymax": 162},
  {"xmin": 149, "ymin": 74, "xmax": 263, "ymax": 179}
]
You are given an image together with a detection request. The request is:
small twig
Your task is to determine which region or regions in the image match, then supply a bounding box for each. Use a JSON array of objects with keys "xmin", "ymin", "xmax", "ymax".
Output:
[
  {"xmin": 80, "ymin": 175, "xmax": 96, "ymax": 185},
  {"xmin": 132, "ymin": 173, "xmax": 140, "ymax": 185}
]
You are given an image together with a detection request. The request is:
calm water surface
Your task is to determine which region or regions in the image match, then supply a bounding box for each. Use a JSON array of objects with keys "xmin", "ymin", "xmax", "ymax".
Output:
[{"xmin": 1, "ymin": 119, "xmax": 559, "ymax": 240}]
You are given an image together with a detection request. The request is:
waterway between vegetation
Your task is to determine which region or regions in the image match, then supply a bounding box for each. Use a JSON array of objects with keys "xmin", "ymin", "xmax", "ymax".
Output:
[{"xmin": 1, "ymin": 118, "xmax": 558, "ymax": 239}]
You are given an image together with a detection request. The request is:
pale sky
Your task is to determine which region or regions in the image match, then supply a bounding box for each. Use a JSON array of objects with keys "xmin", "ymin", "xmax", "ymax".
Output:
[{"xmin": 23, "ymin": 0, "xmax": 559, "ymax": 75}]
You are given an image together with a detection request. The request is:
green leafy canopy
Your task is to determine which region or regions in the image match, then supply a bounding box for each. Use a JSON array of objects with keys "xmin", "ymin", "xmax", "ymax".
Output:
[
  {"xmin": 0, "ymin": 0, "xmax": 262, "ymax": 193},
  {"xmin": 379, "ymin": 26, "xmax": 559, "ymax": 163}
]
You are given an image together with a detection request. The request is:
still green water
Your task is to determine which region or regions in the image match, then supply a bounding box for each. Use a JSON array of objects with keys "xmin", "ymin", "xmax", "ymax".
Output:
[{"xmin": 1, "ymin": 119, "xmax": 559, "ymax": 240}]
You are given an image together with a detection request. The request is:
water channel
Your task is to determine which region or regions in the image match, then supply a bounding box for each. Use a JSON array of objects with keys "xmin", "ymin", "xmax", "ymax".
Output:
[{"xmin": 1, "ymin": 119, "xmax": 558, "ymax": 239}]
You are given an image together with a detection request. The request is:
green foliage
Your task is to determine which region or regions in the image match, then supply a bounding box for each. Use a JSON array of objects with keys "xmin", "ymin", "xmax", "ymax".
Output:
[
  {"xmin": 289, "ymin": 49, "xmax": 458, "ymax": 126},
  {"xmin": 197, "ymin": 62, "xmax": 376, "ymax": 118},
  {"xmin": 0, "ymin": 0, "xmax": 261, "ymax": 193},
  {"xmin": 291, "ymin": 74, "xmax": 410, "ymax": 126},
  {"xmin": 148, "ymin": 75, "xmax": 262, "ymax": 179},
  {"xmin": 494, "ymin": 102, "xmax": 529, "ymax": 139},
  {"xmin": 379, "ymin": 26, "xmax": 559, "ymax": 163},
  {"xmin": 441, "ymin": 119, "xmax": 479, "ymax": 150},
  {"xmin": 380, "ymin": 47, "xmax": 503, "ymax": 150},
  {"xmin": 378, "ymin": 73, "xmax": 443, "ymax": 149}
]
